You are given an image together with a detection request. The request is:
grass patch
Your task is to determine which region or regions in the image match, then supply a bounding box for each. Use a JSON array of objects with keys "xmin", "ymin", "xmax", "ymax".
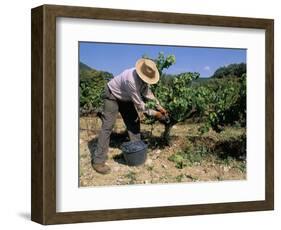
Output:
[
  {"xmin": 175, "ymin": 174, "xmax": 199, "ymax": 182},
  {"xmin": 185, "ymin": 174, "xmax": 199, "ymax": 181},
  {"xmin": 175, "ymin": 174, "xmax": 185, "ymax": 182},
  {"xmin": 169, "ymin": 128, "xmax": 246, "ymax": 170},
  {"xmin": 146, "ymin": 165, "xmax": 154, "ymax": 171},
  {"xmin": 124, "ymin": 171, "xmax": 137, "ymax": 184},
  {"xmin": 216, "ymin": 155, "xmax": 234, "ymax": 166},
  {"xmin": 233, "ymin": 161, "xmax": 247, "ymax": 173},
  {"xmin": 168, "ymin": 146, "xmax": 209, "ymax": 169}
]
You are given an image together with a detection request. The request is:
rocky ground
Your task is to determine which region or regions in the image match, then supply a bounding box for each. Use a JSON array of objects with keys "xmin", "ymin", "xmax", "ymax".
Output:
[{"xmin": 79, "ymin": 116, "xmax": 246, "ymax": 187}]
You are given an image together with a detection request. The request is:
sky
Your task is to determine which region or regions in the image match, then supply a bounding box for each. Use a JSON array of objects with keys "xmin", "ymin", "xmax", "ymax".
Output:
[{"xmin": 79, "ymin": 42, "xmax": 246, "ymax": 78}]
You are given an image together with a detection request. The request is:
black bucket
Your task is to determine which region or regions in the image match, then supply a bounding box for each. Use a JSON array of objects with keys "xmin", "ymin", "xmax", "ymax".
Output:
[{"xmin": 120, "ymin": 140, "xmax": 148, "ymax": 166}]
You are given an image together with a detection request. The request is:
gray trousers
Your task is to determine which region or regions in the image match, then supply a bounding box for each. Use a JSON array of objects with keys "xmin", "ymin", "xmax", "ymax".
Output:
[{"xmin": 93, "ymin": 86, "xmax": 141, "ymax": 163}]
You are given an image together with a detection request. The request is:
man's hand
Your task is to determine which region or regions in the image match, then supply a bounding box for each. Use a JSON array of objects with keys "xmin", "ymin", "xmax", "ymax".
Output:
[
  {"xmin": 158, "ymin": 108, "xmax": 168, "ymax": 115},
  {"xmin": 155, "ymin": 111, "xmax": 166, "ymax": 121},
  {"xmin": 155, "ymin": 111, "xmax": 171, "ymax": 124}
]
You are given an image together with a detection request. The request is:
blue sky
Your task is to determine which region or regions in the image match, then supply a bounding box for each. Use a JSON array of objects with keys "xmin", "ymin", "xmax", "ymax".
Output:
[{"xmin": 79, "ymin": 42, "xmax": 246, "ymax": 78}]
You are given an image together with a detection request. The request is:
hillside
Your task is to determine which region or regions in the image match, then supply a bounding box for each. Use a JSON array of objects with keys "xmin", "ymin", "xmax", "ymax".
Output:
[
  {"xmin": 79, "ymin": 62, "xmax": 113, "ymax": 81},
  {"xmin": 79, "ymin": 62, "xmax": 113, "ymax": 115},
  {"xmin": 211, "ymin": 63, "xmax": 246, "ymax": 78},
  {"xmin": 79, "ymin": 62, "xmax": 92, "ymax": 71}
]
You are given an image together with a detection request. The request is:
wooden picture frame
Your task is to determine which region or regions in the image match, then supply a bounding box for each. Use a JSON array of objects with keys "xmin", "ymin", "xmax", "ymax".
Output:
[{"xmin": 31, "ymin": 4, "xmax": 274, "ymax": 225}]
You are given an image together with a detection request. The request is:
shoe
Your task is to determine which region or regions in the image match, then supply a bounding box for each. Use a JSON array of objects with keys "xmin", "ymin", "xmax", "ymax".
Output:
[{"xmin": 92, "ymin": 161, "xmax": 111, "ymax": 174}]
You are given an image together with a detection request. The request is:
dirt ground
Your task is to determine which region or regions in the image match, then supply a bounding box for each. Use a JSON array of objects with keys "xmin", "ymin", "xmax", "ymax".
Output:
[{"xmin": 79, "ymin": 116, "xmax": 246, "ymax": 187}]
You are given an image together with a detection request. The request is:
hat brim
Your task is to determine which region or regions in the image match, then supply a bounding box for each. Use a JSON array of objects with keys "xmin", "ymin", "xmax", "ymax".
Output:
[{"xmin": 135, "ymin": 59, "xmax": 160, "ymax": 85}]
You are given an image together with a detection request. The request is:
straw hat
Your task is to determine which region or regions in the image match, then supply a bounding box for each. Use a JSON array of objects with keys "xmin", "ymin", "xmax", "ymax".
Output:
[{"xmin": 135, "ymin": 58, "xmax": 160, "ymax": 84}]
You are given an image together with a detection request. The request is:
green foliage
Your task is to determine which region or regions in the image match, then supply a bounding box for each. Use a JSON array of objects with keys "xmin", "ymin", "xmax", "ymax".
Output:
[
  {"xmin": 212, "ymin": 63, "xmax": 246, "ymax": 78},
  {"xmin": 143, "ymin": 53, "xmax": 198, "ymax": 124},
  {"xmin": 175, "ymin": 174, "xmax": 185, "ymax": 182},
  {"xmin": 142, "ymin": 99, "xmax": 157, "ymax": 125},
  {"xmin": 79, "ymin": 52, "xmax": 246, "ymax": 143},
  {"xmin": 153, "ymin": 72, "xmax": 199, "ymax": 123},
  {"xmin": 143, "ymin": 53, "xmax": 246, "ymax": 142},
  {"xmin": 168, "ymin": 146, "xmax": 209, "ymax": 169},
  {"xmin": 168, "ymin": 153, "xmax": 187, "ymax": 169},
  {"xmin": 80, "ymin": 62, "xmax": 92, "ymax": 71},
  {"xmin": 145, "ymin": 99, "xmax": 157, "ymax": 109},
  {"xmin": 143, "ymin": 52, "xmax": 176, "ymax": 76},
  {"xmin": 234, "ymin": 162, "xmax": 247, "ymax": 173},
  {"xmin": 144, "ymin": 70, "xmax": 200, "ymax": 144},
  {"xmin": 169, "ymin": 131, "xmax": 246, "ymax": 170},
  {"xmin": 124, "ymin": 171, "xmax": 137, "ymax": 184},
  {"xmin": 79, "ymin": 62, "xmax": 113, "ymax": 115},
  {"xmin": 197, "ymin": 76, "xmax": 247, "ymax": 133}
]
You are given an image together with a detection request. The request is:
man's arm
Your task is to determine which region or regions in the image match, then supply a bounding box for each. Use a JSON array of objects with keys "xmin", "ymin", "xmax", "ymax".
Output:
[
  {"xmin": 127, "ymin": 81, "xmax": 157, "ymax": 116},
  {"xmin": 141, "ymin": 85, "xmax": 164, "ymax": 111}
]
